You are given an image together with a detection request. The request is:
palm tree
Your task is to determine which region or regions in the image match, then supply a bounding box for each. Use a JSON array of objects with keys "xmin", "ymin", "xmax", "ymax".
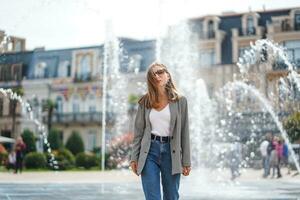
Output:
[
  {"xmin": 11, "ymin": 87, "xmax": 24, "ymax": 138},
  {"xmin": 42, "ymin": 99, "xmax": 56, "ymax": 132}
]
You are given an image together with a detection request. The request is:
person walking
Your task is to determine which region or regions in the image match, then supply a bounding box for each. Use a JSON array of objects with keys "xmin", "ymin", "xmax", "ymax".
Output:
[
  {"xmin": 260, "ymin": 134, "xmax": 270, "ymax": 178},
  {"xmin": 228, "ymin": 141, "xmax": 242, "ymax": 180},
  {"xmin": 7, "ymin": 149, "xmax": 16, "ymax": 171},
  {"xmin": 14, "ymin": 136, "xmax": 26, "ymax": 174},
  {"xmin": 275, "ymin": 137, "xmax": 283, "ymax": 178},
  {"xmin": 270, "ymin": 136, "xmax": 279, "ymax": 178},
  {"xmin": 282, "ymin": 140, "xmax": 290, "ymax": 175},
  {"xmin": 130, "ymin": 62, "xmax": 191, "ymax": 200}
]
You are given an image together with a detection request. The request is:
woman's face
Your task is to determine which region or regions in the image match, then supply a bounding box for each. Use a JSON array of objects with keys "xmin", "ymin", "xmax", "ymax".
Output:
[{"xmin": 151, "ymin": 65, "xmax": 169, "ymax": 88}]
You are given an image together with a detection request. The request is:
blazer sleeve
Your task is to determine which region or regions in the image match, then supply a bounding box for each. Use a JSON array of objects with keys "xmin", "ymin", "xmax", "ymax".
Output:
[
  {"xmin": 130, "ymin": 103, "xmax": 145, "ymax": 163},
  {"xmin": 180, "ymin": 96, "xmax": 191, "ymax": 167}
]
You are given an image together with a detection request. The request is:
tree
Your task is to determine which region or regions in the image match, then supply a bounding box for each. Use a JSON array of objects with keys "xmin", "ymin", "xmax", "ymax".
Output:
[
  {"xmin": 65, "ymin": 131, "xmax": 84, "ymax": 156},
  {"xmin": 42, "ymin": 99, "xmax": 56, "ymax": 133},
  {"xmin": 21, "ymin": 129, "xmax": 36, "ymax": 153},
  {"xmin": 284, "ymin": 112, "xmax": 300, "ymax": 143},
  {"xmin": 48, "ymin": 128, "xmax": 63, "ymax": 150},
  {"xmin": 11, "ymin": 87, "xmax": 24, "ymax": 138}
]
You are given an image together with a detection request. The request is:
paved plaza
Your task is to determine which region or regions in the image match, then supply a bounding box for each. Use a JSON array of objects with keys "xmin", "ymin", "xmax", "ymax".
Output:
[{"xmin": 0, "ymin": 169, "xmax": 300, "ymax": 200}]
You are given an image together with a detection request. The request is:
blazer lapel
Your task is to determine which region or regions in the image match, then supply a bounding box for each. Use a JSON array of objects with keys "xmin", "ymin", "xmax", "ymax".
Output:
[
  {"xmin": 169, "ymin": 101, "xmax": 177, "ymax": 136},
  {"xmin": 145, "ymin": 107, "xmax": 151, "ymax": 130}
]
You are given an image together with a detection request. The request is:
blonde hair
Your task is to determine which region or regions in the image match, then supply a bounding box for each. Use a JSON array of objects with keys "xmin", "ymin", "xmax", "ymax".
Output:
[{"xmin": 138, "ymin": 62, "xmax": 180, "ymax": 109}]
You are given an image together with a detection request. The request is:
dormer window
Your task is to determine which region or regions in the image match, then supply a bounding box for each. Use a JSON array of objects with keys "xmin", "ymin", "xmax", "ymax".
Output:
[
  {"xmin": 242, "ymin": 13, "xmax": 259, "ymax": 36},
  {"xmin": 73, "ymin": 51, "xmax": 95, "ymax": 82},
  {"xmin": 79, "ymin": 55, "xmax": 91, "ymax": 81},
  {"xmin": 246, "ymin": 16, "xmax": 255, "ymax": 35},
  {"xmin": 58, "ymin": 61, "xmax": 70, "ymax": 77},
  {"xmin": 35, "ymin": 62, "xmax": 47, "ymax": 78},
  {"xmin": 15, "ymin": 40, "xmax": 22, "ymax": 52},
  {"xmin": 295, "ymin": 10, "xmax": 300, "ymax": 30},
  {"xmin": 208, "ymin": 20, "xmax": 215, "ymax": 38}
]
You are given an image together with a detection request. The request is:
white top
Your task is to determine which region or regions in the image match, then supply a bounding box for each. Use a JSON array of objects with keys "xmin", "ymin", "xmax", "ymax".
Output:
[
  {"xmin": 149, "ymin": 104, "xmax": 171, "ymax": 137},
  {"xmin": 260, "ymin": 140, "xmax": 269, "ymax": 157}
]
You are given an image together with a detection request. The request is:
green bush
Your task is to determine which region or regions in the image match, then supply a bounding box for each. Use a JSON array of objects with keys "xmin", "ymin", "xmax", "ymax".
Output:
[
  {"xmin": 284, "ymin": 112, "xmax": 300, "ymax": 143},
  {"xmin": 48, "ymin": 128, "xmax": 63, "ymax": 150},
  {"xmin": 22, "ymin": 129, "xmax": 37, "ymax": 153},
  {"xmin": 0, "ymin": 152, "xmax": 8, "ymax": 166},
  {"xmin": 65, "ymin": 131, "xmax": 84, "ymax": 156},
  {"xmin": 24, "ymin": 152, "xmax": 47, "ymax": 169},
  {"xmin": 54, "ymin": 148, "xmax": 75, "ymax": 170},
  {"xmin": 75, "ymin": 152, "xmax": 98, "ymax": 169}
]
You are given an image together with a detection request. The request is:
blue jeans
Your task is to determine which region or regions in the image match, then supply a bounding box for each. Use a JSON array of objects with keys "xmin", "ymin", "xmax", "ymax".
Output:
[
  {"xmin": 141, "ymin": 140, "xmax": 180, "ymax": 200},
  {"xmin": 262, "ymin": 156, "xmax": 270, "ymax": 177}
]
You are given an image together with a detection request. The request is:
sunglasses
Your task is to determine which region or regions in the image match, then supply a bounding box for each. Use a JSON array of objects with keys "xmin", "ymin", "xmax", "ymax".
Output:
[{"xmin": 153, "ymin": 69, "xmax": 166, "ymax": 76}]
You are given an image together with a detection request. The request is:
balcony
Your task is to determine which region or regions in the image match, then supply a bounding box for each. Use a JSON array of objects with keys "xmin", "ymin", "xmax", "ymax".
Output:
[
  {"xmin": 268, "ymin": 17, "xmax": 300, "ymax": 34},
  {"xmin": 199, "ymin": 30, "xmax": 216, "ymax": 40},
  {"xmin": 51, "ymin": 112, "xmax": 115, "ymax": 125},
  {"xmin": 238, "ymin": 27, "xmax": 256, "ymax": 36},
  {"xmin": 272, "ymin": 59, "xmax": 300, "ymax": 71},
  {"xmin": 222, "ymin": 111, "xmax": 285, "ymax": 140}
]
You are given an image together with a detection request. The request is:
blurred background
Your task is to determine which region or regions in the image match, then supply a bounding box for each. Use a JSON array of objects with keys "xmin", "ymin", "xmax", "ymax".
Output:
[{"xmin": 0, "ymin": 0, "xmax": 300, "ymax": 176}]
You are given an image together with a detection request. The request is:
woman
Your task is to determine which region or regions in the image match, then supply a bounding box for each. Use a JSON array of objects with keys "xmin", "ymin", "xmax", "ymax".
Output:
[
  {"xmin": 275, "ymin": 137, "xmax": 283, "ymax": 178},
  {"xmin": 14, "ymin": 136, "xmax": 26, "ymax": 174},
  {"xmin": 130, "ymin": 62, "xmax": 191, "ymax": 200},
  {"xmin": 269, "ymin": 136, "xmax": 278, "ymax": 178}
]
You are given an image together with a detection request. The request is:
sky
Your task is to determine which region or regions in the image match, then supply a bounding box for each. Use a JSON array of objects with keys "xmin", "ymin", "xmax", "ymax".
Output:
[{"xmin": 0, "ymin": 0, "xmax": 299, "ymax": 50}]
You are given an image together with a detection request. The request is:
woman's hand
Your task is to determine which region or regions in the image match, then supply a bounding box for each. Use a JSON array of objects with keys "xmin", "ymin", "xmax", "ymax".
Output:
[
  {"xmin": 130, "ymin": 161, "xmax": 138, "ymax": 176},
  {"xmin": 182, "ymin": 166, "xmax": 191, "ymax": 176}
]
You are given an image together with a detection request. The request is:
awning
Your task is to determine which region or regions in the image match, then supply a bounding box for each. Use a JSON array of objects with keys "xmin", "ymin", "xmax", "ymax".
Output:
[{"xmin": 0, "ymin": 136, "xmax": 15, "ymax": 143}]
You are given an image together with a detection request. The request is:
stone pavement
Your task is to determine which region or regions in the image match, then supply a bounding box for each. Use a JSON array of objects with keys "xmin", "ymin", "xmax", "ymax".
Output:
[{"xmin": 0, "ymin": 168, "xmax": 299, "ymax": 200}]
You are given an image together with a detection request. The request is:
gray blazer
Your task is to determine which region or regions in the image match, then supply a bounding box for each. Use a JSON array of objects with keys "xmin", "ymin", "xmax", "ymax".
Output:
[{"xmin": 130, "ymin": 96, "xmax": 191, "ymax": 175}]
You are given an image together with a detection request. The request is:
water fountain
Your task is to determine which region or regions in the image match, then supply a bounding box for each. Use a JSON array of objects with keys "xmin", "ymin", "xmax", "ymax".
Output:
[
  {"xmin": 157, "ymin": 20, "xmax": 218, "ymax": 169},
  {"xmin": 220, "ymin": 81, "xmax": 300, "ymax": 172},
  {"xmin": 102, "ymin": 21, "xmax": 129, "ymax": 170},
  {"xmin": 153, "ymin": 14, "xmax": 300, "ymax": 197}
]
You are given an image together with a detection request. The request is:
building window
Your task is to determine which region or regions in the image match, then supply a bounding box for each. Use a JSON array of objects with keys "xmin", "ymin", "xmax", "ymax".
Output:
[
  {"xmin": 292, "ymin": 83, "xmax": 300, "ymax": 100},
  {"xmin": 283, "ymin": 40, "xmax": 300, "ymax": 68},
  {"xmin": 295, "ymin": 11, "xmax": 300, "ymax": 30},
  {"xmin": 128, "ymin": 54, "xmax": 142, "ymax": 73},
  {"xmin": 199, "ymin": 50, "xmax": 216, "ymax": 67},
  {"xmin": 72, "ymin": 95, "xmax": 80, "ymax": 113},
  {"xmin": 56, "ymin": 96, "xmax": 63, "ymax": 113},
  {"xmin": 281, "ymin": 19, "xmax": 291, "ymax": 32},
  {"xmin": 9, "ymin": 100, "xmax": 15, "ymax": 116},
  {"xmin": 0, "ymin": 98, "xmax": 3, "ymax": 116},
  {"xmin": 246, "ymin": 16, "xmax": 255, "ymax": 35},
  {"xmin": 88, "ymin": 94, "xmax": 96, "ymax": 113},
  {"xmin": 58, "ymin": 61, "xmax": 69, "ymax": 77},
  {"xmin": 87, "ymin": 130, "xmax": 97, "ymax": 151},
  {"xmin": 208, "ymin": 20, "xmax": 214, "ymax": 38},
  {"xmin": 79, "ymin": 55, "xmax": 91, "ymax": 81},
  {"xmin": 35, "ymin": 62, "xmax": 47, "ymax": 78},
  {"xmin": 11, "ymin": 64, "xmax": 22, "ymax": 81},
  {"xmin": 15, "ymin": 40, "xmax": 21, "ymax": 52}
]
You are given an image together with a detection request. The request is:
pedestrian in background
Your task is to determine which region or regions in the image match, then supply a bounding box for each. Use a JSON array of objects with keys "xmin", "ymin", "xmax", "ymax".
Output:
[
  {"xmin": 14, "ymin": 136, "xmax": 26, "ymax": 174},
  {"xmin": 260, "ymin": 133, "xmax": 270, "ymax": 178}
]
